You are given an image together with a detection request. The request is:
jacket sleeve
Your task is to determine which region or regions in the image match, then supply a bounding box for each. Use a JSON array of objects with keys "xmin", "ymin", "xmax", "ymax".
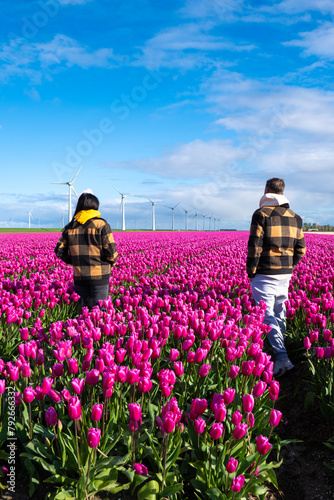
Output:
[
  {"xmin": 246, "ymin": 211, "xmax": 265, "ymax": 278},
  {"xmin": 293, "ymin": 228, "xmax": 306, "ymax": 267},
  {"xmin": 101, "ymin": 223, "xmax": 118, "ymax": 267},
  {"xmin": 54, "ymin": 231, "xmax": 72, "ymax": 264}
]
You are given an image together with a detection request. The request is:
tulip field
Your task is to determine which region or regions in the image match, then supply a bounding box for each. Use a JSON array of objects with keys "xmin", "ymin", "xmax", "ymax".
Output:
[{"xmin": 0, "ymin": 231, "xmax": 333, "ymax": 500}]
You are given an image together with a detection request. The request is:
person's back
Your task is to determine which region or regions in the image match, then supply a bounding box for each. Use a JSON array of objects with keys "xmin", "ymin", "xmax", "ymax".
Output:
[
  {"xmin": 55, "ymin": 193, "xmax": 117, "ymax": 312},
  {"xmin": 247, "ymin": 178, "xmax": 306, "ymax": 377},
  {"xmin": 247, "ymin": 201, "xmax": 304, "ymax": 279}
]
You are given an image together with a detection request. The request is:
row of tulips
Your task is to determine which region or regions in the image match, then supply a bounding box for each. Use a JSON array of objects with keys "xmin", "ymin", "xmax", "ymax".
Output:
[
  {"xmin": 285, "ymin": 234, "xmax": 334, "ymax": 422},
  {"xmin": 0, "ymin": 231, "xmax": 331, "ymax": 499}
]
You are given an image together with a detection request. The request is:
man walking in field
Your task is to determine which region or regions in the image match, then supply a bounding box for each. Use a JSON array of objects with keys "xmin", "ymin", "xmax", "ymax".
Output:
[{"xmin": 247, "ymin": 178, "xmax": 306, "ymax": 377}]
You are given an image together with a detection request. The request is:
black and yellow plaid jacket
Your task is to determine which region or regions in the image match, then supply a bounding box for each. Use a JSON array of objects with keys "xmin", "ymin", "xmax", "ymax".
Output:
[
  {"xmin": 247, "ymin": 203, "xmax": 306, "ymax": 279},
  {"xmin": 55, "ymin": 218, "xmax": 117, "ymax": 284}
]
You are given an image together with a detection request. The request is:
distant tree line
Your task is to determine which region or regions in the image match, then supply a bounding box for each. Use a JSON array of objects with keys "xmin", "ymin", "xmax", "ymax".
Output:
[{"xmin": 303, "ymin": 222, "xmax": 334, "ymax": 232}]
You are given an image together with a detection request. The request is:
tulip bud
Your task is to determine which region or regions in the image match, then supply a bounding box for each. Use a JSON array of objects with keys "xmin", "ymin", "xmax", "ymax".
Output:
[{"xmin": 45, "ymin": 407, "xmax": 58, "ymax": 426}]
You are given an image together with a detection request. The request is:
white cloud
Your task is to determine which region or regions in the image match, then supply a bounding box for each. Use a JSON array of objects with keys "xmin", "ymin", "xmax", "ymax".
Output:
[
  {"xmin": 179, "ymin": 0, "xmax": 243, "ymax": 22},
  {"xmin": 0, "ymin": 34, "xmax": 125, "ymax": 83},
  {"xmin": 24, "ymin": 87, "xmax": 41, "ymax": 101},
  {"xmin": 103, "ymin": 139, "xmax": 247, "ymax": 179},
  {"xmin": 268, "ymin": 0, "xmax": 334, "ymax": 15},
  {"xmin": 205, "ymin": 69, "xmax": 334, "ymax": 138},
  {"xmin": 285, "ymin": 23, "xmax": 334, "ymax": 60},
  {"xmin": 134, "ymin": 23, "xmax": 255, "ymax": 70}
]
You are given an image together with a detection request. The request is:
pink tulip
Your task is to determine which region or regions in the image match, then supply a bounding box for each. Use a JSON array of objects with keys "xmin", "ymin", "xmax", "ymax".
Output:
[
  {"xmin": 253, "ymin": 381, "xmax": 267, "ymax": 398},
  {"xmin": 87, "ymin": 427, "xmax": 101, "ymax": 448},
  {"xmin": 228, "ymin": 365, "xmax": 240, "ymax": 378},
  {"xmin": 173, "ymin": 361, "xmax": 184, "ymax": 376},
  {"xmin": 128, "ymin": 403, "xmax": 142, "ymax": 422},
  {"xmin": 91, "ymin": 404, "xmax": 103, "ymax": 421},
  {"xmin": 68, "ymin": 396, "xmax": 82, "ymax": 420},
  {"xmin": 210, "ymin": 422, "xmax": 223, "ymax": 440},
  {"xmin": 169, "ymin": 349, "xmax": 179, "ymax": 361},
  {"xmin": 71, "ymin": 378, "xmax": 85, "ymax": 395},
  {"xmin": 231, "ymin": 474, "xmax": 245, "ymax": 492},
  {"xmin": 213, "ymin": 402, "xmax": 226, "ymax": 422},
  {"xmin": 255, "ymin": 435, "xmax": 272, "ymax": 455},
  {"xmin": 162, "ymin": 416, "xmax": 176, "ymax": 433},
  {"xmin": 233, "ymin": 423, "xmax": 247, "ymax": 439},
  {"xmin": 45, "ymin": 407, "xmax": 57, "ymax": 426},
  {"xmin": 68, "ymin": 358, "xmax": 79, "ymax": 374},
  {"xmin": 23, "ymin": 386, "xmax": 35, "ymax": 403},
  {"xmin": 242, "ymin": 394, "xmax": 254, "ymax": 413},
  {"xmin": 86, "ymin": 369, "xmax": 100, "ymax": 385},
  {"xmin": 231, "ymin": 410, "xmax": 243, "ymax": 425},
  {"xmin": 269, "ymin": 380, "xmax": 280, "ymax": 401},
  {"xmin": 194, "ymin": 417, "xmax": 206, "ymax": 434},
  {"xmin": 226, "ymin": 457, "xmax": 238, "ymax": 474},
  {"xmin": 133, "ymin": 463, "xmax": 148, "ymax": 476},
  {"xmin": 269, "ymin": 409, "xmax": 282, "ymax": 427},
  {"xmin": 49, "ymin": 389, "xmax": 62, "ymax": 403},
  {"xmin": 198, "ymin": 364, "xmax": 211, "ymax": 377}
]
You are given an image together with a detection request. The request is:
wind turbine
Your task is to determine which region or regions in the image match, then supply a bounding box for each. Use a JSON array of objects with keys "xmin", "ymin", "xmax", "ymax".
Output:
[
  {"xmin": 192, "ymin": 211, "xmax": 199, "ymax": 231},
  {"xmin": 146, "ymin": 197, "xmax": 160, "ymax": 231},
  {"xmin": 51, "ymin": 166, "xmax": 82, "ymax": 223},
  {"xmin": 200, "ymin": 214, "xmax": 208, "ymax": 231},
  {"xmin": 26, "ymin": 209, "xmax": 33, "ymax": 229},
  {"xmin": 8, "ymin": 217, "xmax": 13, "ymax": 229},
  {"xmin": 165, "ymin": 202, "xmax": 180, "ymax": 231},
  {"xmin": 37, "ymin": 218, "xmax": 40, "ymax": 229},
  {"xmin": 182, "ymin": 208, "xmax": 193, "ymax": 231},
  {"xmin": 114, "ymin": 186, "xmax": 133, "ymax": 231}
]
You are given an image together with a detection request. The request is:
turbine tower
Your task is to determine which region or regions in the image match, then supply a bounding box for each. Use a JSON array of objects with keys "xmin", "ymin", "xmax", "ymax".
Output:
[
  {"xmin": 9, "ymin": 217, "xmax": 13, "ymax": 229},
  {"xmin": 146, "ymin": 197, "xmax": 160, "ymax": 231},
  {"xmin": 26, "ymin": 209, "xmax": 33, "ymax": 229},
  {"xmin": 192, "ymin": 211, "xmax": 199, "ymax": 231},
  {"xmin": 165, "ymin": 202, "xmax": 180, "ymax": 231},
  {"xmin": 200, "ymin": 214, "xmax": 208, "ymax": 231},
  {"xmin": 182, "ymin": 208, "xmax": 193, "ymax": 231},
  {"xmin": 114, "ymin": 186, "xmax": 133, "ymax": 231},
  {"xmin": 51, "ymin": 166, "xmax": 82, "ymax": 223}
]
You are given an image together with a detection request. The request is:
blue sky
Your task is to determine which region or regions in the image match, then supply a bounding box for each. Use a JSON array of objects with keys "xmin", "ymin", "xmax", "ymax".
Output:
[{"xmin": 1, "ymin": 0, "xmax": 334, "ymax": 230}]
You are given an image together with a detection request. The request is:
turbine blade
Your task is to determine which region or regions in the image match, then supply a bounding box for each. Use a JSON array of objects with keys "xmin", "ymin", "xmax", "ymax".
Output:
[
  {"xmin": 71, "ymin": 186, "xmax": 79, "ymax": 199},
  {"xmin": 70, "ymin": 165, "xmax": 82, "ymax": 184},
  {"xmin": 51, "ymin": 182, "xmax": 68, "ymax": 185},
  {"xmin": 113, "ymin": 185, "xmax": 123, "ymax": 196}
]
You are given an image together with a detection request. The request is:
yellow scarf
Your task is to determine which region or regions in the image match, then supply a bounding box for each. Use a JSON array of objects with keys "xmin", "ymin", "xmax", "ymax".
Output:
[{"xmin": 75, "ymin": 210, "xmax": 101, "ymax": 224}]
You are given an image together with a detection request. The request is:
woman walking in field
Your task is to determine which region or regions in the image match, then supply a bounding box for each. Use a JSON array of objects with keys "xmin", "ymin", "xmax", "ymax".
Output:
[{"xmin": 55, "ymin": 192, "xmax": 117, "ymax": 313}]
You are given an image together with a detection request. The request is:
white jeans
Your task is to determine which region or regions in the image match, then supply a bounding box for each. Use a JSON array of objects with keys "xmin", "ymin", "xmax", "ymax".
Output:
[{"xmin": 251, "ymin": 274, "xmax": 291, "ymax": 360}]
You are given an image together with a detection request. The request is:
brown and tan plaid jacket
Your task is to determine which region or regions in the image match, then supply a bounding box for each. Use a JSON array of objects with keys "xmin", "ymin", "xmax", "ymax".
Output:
[
  {"xmin": 247, "ymin": 203, "xmax": 306, "ymax": 279},
  {"xmin": 55, "ymin": 217, "xmax": 117, "ymax": 284}
]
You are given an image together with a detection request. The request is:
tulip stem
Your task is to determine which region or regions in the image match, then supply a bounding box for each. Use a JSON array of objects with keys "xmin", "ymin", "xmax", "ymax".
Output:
[
  {"xmin": 84, "ymin": 448, "xmax": 93, "ymax": 500},
  {"xmin": 131, "ymin": 430, "xmax": 135, "ymax": 467},
  {"xmin": 28, "ymin": 402, "xmax": 32, "ymax": 440},
  {"xmin": 53, "ymin": 427, "xmax": 61, "ymax": 459},
  {"xmin": 161, "ymin": 433, "xmax": 169, "ymax": 492},
  {"xmin": 75, "ymin": 420, "xmax": 81, "ymax": 472}
]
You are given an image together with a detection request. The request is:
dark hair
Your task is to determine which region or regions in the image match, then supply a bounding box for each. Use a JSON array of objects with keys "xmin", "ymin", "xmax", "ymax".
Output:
[
  {"xmin": 265, "ymin": 178, "xmax": 285, "ymax": 194},
  {"xmin": 74, "ymin": 193, "xmax": 99, "ymax": 215}
]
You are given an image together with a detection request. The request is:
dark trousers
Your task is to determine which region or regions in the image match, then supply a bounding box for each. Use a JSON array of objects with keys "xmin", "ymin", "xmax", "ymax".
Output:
[{"xmin": 74, "ymin": 283, "xmax": 109, "ymax": 314}]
